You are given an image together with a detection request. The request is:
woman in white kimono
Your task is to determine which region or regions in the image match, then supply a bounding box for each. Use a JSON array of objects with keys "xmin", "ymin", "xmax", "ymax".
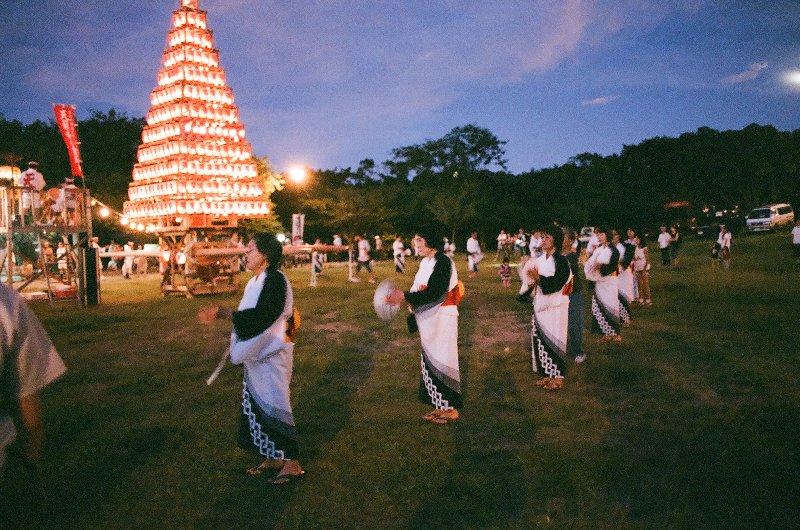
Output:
[
  {"xmin": 393, "ymin": 236, "xmax": 406, "ymax": 273},
  {"xmin": 387, "ymin": 230, "xmax": 463, "ymax": 424},
  {"xmin": 198, "ymin": 232, "xmax": 303, "ymax": 484},
  {"xmin": 612, "ymin": 230, "xmax": 634, "ymax": 326},
  {"xmin": 443, "ymin": 237, "xmax": 456, "ymax": 259},
  {"xmin": 526, "ymin": 227, "xmax": 572, "ymax": 390},
  {"xmin": 584, "ymin": 228, "xmax": 621, "ymax": 342},
  {"xmin": 466, "ymin": 231, "xmax": 483, "ymax": 278}
]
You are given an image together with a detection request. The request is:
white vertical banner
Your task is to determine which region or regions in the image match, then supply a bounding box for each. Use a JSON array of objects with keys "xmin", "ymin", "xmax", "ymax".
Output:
[{"xmin": 291, "ymin": 213, "xmax": 305, "ymax": 243}]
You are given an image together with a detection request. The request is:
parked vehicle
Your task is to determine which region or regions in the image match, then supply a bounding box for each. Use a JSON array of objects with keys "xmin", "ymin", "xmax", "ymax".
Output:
[
  {"xmin": 694, "ymin": 209, "xmax": 746, "ymax": 238},
  {"xmin": 746, "ymin": 203, "xmax": 794, "ymax": 232}
]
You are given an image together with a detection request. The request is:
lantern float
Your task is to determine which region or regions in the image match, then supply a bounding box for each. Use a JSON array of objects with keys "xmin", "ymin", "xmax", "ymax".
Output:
[{"xmin": 121, "ymin": 0, "xmax": 274, "ymax": 297}]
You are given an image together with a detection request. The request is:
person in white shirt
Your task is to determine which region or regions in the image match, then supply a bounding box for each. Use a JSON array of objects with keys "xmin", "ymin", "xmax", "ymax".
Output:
[
  {"xmin": 18, "ymin": 161, "xmax": 46, "ymax": 222},
  {"xmin": 515, "ymin": 228, "xmax": 528, "ymax": 256},
  {"xmin": 657, "ymin": 226, "xmax": 672, "ymax": 267},
  {"xmin": 393, "ymin": 236, "xmax": 407, "ymax": 273},
  {"xmin": 412, "ymin": 234, "xmax": 423, "ymax": 258},
  {"xmin": 56, "ymin": 241, "xmax": 69, "ymax": 281},
  {"xmin": 121, "ymin": 241, "xmax": 134, "ymax": 279},
  {"xmin": 585, "ymin": 231, "xmax": 600, "ymax": 258},
  {"xmin": 443, "ymin": 237, "xmax": 456, "ymax": 259},
  {"xmin": 355, "ymin": 235, "xmax": 375, "ymax": 283},
  {"xmin": 54, "ymin": 178, "xmax": 79, "ymax": 226},
  {"xmin": 717, "ymin": 225, "xmax": 732, "ymax": 269},
  {"xmin": 530, "ymin": 230, "xmax": 544, "ymax": 258},
  {"xmin": 0, "ymin": 283, "xmax": 66, "ymax": 477},
  {"xmin": 332, "ymin": 234, "xmax": 344, "ymax": 262},
  {"xmin": 496, "ymin": 230, "xmax": 508, "ymax": 260},
  {"xmin": 792, "ymin": 220, "xmax": 800, "ymax": 261},
  {"xmin": 466, "ymin": 231, "xmax": 483, "ymax": 278}
]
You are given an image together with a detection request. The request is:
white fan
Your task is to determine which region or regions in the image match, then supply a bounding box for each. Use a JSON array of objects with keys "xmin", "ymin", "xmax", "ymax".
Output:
[{"xmin": 373, "ymin": 279, "xmax": 401, "ymax": 321}]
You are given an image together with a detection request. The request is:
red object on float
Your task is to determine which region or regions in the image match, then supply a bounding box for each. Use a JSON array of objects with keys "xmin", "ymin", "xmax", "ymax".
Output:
[
  {"xmin": 53, "ymin": 104, "xmax": 84, "ymax": 178},
  {"xmin": 123, "ymin": 0, "xmax": 271, "ymax": 231}
]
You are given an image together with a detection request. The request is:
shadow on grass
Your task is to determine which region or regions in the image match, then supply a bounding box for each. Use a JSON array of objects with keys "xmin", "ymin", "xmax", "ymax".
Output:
[
  {"xmin": 1, "ymin": 424, "xmax": 183, "ymax": 528},
  {"xmin": 584, "ymin": 328, "xmax": 800, "ymax": 526},
  {"xmin": 407, "ymin": 349, "xmax": 529, "ymax": 528},
  {"xmin": 200, "ymin": 333, "xmax": 377, "ymax": 528}
]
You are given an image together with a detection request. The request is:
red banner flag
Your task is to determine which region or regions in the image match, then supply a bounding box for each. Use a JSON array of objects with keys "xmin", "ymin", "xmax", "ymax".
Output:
[{"xmin": 53, "ymin": 104, "xmax": 84, "ymax": 178}]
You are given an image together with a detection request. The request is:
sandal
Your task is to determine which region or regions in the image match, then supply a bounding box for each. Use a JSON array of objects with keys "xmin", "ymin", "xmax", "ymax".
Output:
[
  {"xmin": 430, "ymin": 409, "xmax": 459, "ymax": 424},
  {"xmin": 246, "ymin": 459, "xmax": 284, "ymax": 476},
  {"xmin": 422, "ymin": 410, "xmax": 440, "ymax": 421},
  {"xmin": 267, "ymin": 470, "xmax": 306, "ymax": 485},
  {"xmin": 542, "ymin": 378, "xmax": 564, "ymax": 390}
]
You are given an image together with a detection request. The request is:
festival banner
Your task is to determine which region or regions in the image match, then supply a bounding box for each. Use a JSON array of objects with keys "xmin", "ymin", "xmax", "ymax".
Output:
[
  {"xmin": 53, "ymin": 104, "xmax": 84, "ymax": 178},
  {"xmin": 291, "ymin": 213, "xmax": 305, "ymax": 242}
]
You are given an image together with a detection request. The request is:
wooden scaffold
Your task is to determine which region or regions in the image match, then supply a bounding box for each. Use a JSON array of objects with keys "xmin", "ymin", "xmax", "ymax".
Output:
[{"xmin": 0, "ymin": 180, "xmax": 94, "ymax": 304}]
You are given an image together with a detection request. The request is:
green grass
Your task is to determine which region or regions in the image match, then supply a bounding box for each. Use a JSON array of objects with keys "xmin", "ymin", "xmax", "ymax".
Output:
[{"xmin": 4, "ymin": 232, "xmax": 800, "ymax": 528}]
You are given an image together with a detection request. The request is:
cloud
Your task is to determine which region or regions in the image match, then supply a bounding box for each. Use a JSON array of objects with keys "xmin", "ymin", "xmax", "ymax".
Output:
[
  {"xmin": 721, "ymin": 61, "xmax": 768, "ymax": 84},
  {"xmin": 582, "ymin": 95, "xmax": 619, "ymax": 106}
]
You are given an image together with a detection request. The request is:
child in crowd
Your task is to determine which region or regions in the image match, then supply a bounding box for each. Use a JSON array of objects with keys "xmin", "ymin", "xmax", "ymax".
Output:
[{"xmin": 499, "ymin": 257, "xmax": 511, "ymax": 288}]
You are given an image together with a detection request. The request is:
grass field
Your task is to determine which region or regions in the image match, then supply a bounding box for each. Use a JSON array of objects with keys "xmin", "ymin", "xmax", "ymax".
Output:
[{"xmin": 3, "ymin": 232, "xmax": 800, "ymax": 528}]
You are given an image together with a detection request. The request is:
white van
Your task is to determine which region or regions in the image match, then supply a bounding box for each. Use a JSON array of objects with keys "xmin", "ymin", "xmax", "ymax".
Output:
[{"xmin": 746, "ymin": 203, "xmax": 794, "ymax": 232}]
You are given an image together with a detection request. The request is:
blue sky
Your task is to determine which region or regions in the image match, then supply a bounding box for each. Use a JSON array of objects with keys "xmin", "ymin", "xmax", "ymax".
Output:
[{"xmin": 2, "ymin": 0, "xmax": 800, "ymax": 173}]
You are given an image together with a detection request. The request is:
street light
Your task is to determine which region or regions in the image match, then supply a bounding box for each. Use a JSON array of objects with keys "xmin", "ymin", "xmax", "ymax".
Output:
[
  {"xmin": 784, "ymin": 70, "xmax": 800, "ymax": 88},
  {"xmin": 288, "ymin": 165, "xmax": 308, "ymax": 185},
  {"xmin": 286, "ymin": 165, "xmax": 309, "ymax": 244}
]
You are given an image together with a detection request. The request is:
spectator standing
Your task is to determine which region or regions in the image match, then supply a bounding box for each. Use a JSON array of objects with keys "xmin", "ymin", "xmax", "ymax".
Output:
[
  {"xmin": 443, "ymin": 237, "xmax": 456, "ymax": 259},
  {"xmin": 515, "ymin": 229, "xmax": 528, "ymax": 257},
  {"xmin": 717, "ymin": 225, "xmax": 732, "ymax": 269},
  {"xmin": 632, "ymin": 237, "xmax": 652, "ymax": 306},
  {"xmin": 562, "ymin": 229, "xmax": 586, "ymax": 363},
  {"xmin": 121, "ymin": 241, "xmax": 134, "ymax": 279},
  {"xmin": 332, "ymin": 234, "xmax": 344, "ymax": 262},
  {"xmin": 354, "ymin": 235, "xmax": 375, "ymax": 283},
  {"xmin": 496, "ymin": 230, "xmax": 508, "ymax": 260},
  {"xmin": 657, "ymin": 226, "xmax": 672, "ymax": 267},
  {"xmin": 670, "ymin": 226, "xmax": 682, "ymax": 266},
  {"xmin": 792, "ymin": 220, "xmax": 800, "ymax": 262}
]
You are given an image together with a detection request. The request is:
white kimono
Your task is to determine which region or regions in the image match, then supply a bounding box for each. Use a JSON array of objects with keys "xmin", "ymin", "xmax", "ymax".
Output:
[
  {"xmin": 393, "ymin": 240, "xmax": 406, "ymax": 273},
  {"xmin": 466, "ymin": 237, "xmax": 483, "ymax": 272},
  {"xmin": 231, "ymin": 270, "xmax": 298, "ymax": 460},
  {"xmin": 584, "ymin": 245, "xmax": 620, "ymax": 336},
  {"xmin": 530, "ymin": 253, "xmax": 570, "ymax": 377},
  {"xmin": 408, "ymin": 254, "xmax": 461, "ymax": 410},
  {"xmin": 616, "ymin": 243, "xmax": 634, "ymax": 325}
]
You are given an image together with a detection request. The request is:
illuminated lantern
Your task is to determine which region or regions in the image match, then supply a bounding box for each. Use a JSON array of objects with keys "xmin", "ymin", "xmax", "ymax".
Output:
[{"xmin": 123, "ymin": 0, "xmax": 273, "ymax": 231}]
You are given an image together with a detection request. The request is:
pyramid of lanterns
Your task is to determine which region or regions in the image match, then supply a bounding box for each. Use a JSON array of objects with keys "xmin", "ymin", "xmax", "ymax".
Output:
[{"xmin": 123, "ymin": 0, "xmax": 270, "ymax": 232}]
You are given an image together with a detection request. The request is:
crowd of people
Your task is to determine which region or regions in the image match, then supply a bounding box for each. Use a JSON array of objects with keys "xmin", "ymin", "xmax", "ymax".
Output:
[{"xmin": 3, "ymin": 217, "xmax": 792, "ymax": 500}]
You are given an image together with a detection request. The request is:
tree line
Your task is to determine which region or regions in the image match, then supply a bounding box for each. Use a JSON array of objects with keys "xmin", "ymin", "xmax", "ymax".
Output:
[{"xmin": 2, "ymin": 112, "xmax": 798, "ymax": 245}]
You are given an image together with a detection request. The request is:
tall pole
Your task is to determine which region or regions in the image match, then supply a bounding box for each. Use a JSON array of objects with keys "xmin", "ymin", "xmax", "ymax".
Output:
[
  {"xmin": 5, "ymin": 226, "xmax": 12, "ymax": 286},
  {"xmin": 5, "ymin": 186, "xmax": 13, "ymax": 286}
]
